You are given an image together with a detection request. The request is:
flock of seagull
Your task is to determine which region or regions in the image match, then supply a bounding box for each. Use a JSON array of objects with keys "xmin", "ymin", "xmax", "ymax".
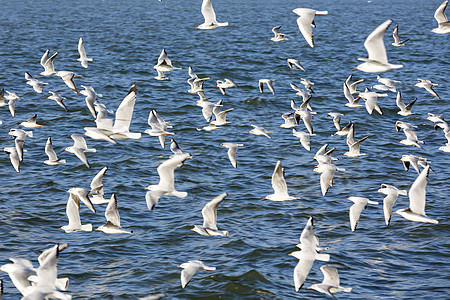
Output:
[{"xmin": 1, "ymin": 0, "xmax": 449, "ymax": 298}]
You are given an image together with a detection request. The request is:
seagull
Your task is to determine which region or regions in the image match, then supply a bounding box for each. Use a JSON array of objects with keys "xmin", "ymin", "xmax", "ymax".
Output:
[
  {"xmin": 145, "ymin": 153, "xmax": 192, "ymax": 210},
  {"xmin": 344, "ymin": 124, "xmax": 369, "ymax": 157},
  {"xmin": 39, "ymin": 49, "xmax": 58, "ymax": 76},
  {"xmin": 392, "ymin": 24, "xmax": 410, "ymax": 46},
  {"xmin": 80, "ymin": 85, "xmax": 102, "ymax": 118},
  {"xmin": 197, "ymin": 0, "xmax": 228, "ymax": 29},
  {"xmin": 264, "ymin": 160, "xmax": 297, "ymax": 201},
  {"xmin": 300, "ymin": 78, "xmax": 314, "ymax": 93},
  {"xmin": 249, "ymin": 124, "xmax": 271, "ymax": 139},
  {"xmin": 90, "ymin": 166, "xmax": 108, "ymax": 204},
  {"xmin": 216, "ymin": 78, "xmax": 237, "ymax": 95},
  {"xmin": 32, "ymin": 244, "xmax": 69, "ymax": 292},
  {"xmin": 187, "ymin": 67, "xmax": 209, "ymax": 93},
  {"xmin": 400, "ymin": 154, "xmax": 432, "ymax": 174},
  {"xmin": 376, "ymin": 75, "xmax": 400, "ymax": 92},
  {"xmin": 258, "ymin": 79, "xmax": 275, "ymax": 95},
  {"xmin": 211, "ymin": 107, "xmax": 234, "ymax": 126},
  {"xmin": 289, "ymin": 217, "xmax": 330, "ymax": 291},
  {"xmin": 313, "ymin": 144, "xmax": 337, "ymax": 162},
  {"xmin": 44, "ymin": 137, "xmax": 66, "ymax": 165},
  {"xmin": 60, "ymin": 193, "xmax": 93, "ymax": 233},
  {"xmin": 96, "ymin": 193, "xmax": 132, "ymax": 234},
  {"xmin": 63, "ymin": 134, "xmax": 97, "ymax": 168},
  {"xmin": 307, "ymin": 264, "xmax": 353, "ymax": 298},
  {"xmin": 67, "ymin": 187, "xmax": 96, "ymax": 213},
  {"xmin": 20, "ymin": 114, "xmax": 42, "ymax": 128},
  {"xmin": 47, "ymin": 91, "xmax": 68, "ymax": 111},
  {"xmin": 327, "ymin": 112, "xmax": 344, "ymax": 132},
  {"xmin": 270, "ymin": 26, "xmax": 288, "ymax": 42},
  {"xmin": 2, "ymin": 147, "xmax": 20, "ymax": 172},
  {"xmin": 54, "ymin": 71, "xmax": 79, "ymax": 94},
  {"xmin": 220, "ymin": 142, "xmax": 243, "ymax": 168},
  {"xmin": 280, "ymin": 112, "xmax": 298, "ymax": 129},
  {"xmin": 292, "ymin": 129, "xmax": 312, "ymax": 151},
  {"xmin": 4, "ymin": 91, "xmax": 20, "ymax": 117},
  {"xmin": 85, "ymin": 82, "xmax": 141, "ymax": 140},
  {"xmin": 192, "ymin": 192, "xmax": 229, "ymax": 236},
  {"xmin": 153, "ymin": 49, "xmax": 181, "ymax": 72},
  {"xmin": 359, "ymin": 88, "xmax": 387, "ymax": 115},
  {"xmin": 313, "ymin": 163, "xmax": 345, "ymax": 197},
  {"xmin": 427, "ymin": 113, "xmax": 445, "ymax": 123},
  {"xmin": 356, "ymin": 19, "xmax": 403, "ymax": 72},
  {"xmin": 395, "ymin": 166, "xmax": 438, "ymax": 224},
  {"xmin": 431, "ymin": 0, "xmax": 450, "ymax": 34},
  {"xmin": 377, "ymin": 184, "xmax": 407, "ymax": 226},
  {"xmin": 287, "ymin": 58, "xmax": 306, "ymax": 71},
  {"xmin": 395, "ymin": 121, "xmax": 424, "ymax": 148},
  {"xmin": 343, "ymin": 82, "xmax": 362, "ymax": 108},
  {"xmin": 143, "ymin": 109, "xmax": 174, "ymax": 148},
  {"xmin": 77, "ymin": 37, "xmax": 93, "ymax": 68},
  {"xmin": 25, "ymin": 72, "xmax": 48, "ymax": 93},
  {"xmin": 8, "ymin": 128, "xmax": 33, "ymax": 162},
  {"xmin": 347, "ymin": 197, "xmax": 379, "ymax": 231},
  {"xmin": 396, "ymin": 91, "xmax": 416, "ymax": 116},
  {"xmin": 178, "ymin": 260, "xmax": 216, "ymax": 288},
  {"xmin": 345, "ymin": 74, "xmax": 364, "ymax": 94},
  {"xmin": 292, "ymin": 8, "xmax": 328, "ymax": 48},
  {"xmin": 414, "ymin": 78, "xmax": 440, "ymax": 99}
]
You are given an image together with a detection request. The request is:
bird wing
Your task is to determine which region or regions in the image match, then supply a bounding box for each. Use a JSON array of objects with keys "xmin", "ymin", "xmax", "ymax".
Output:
[
  {"xmin": 271, "ymin": 160, "xmax": 288, "ymax": 195},
  {"xmin": 321, "ymin": 265, "xmax": 340, "ymax": 286},
  {"xmin": 294, "ymin": 258, "xmax": 314, "ymax": 291},
  {"xmin": 202, "ymin": 192, "xmax": 228, "ymax": 229},
  {"xmin": 201, "ymin": 0, "xmax": 218, "ymax": 24},
  {"xmin": 113, "ymin": 82, "xmax": 137, "ymax": 132},
  {"xmin": 45, "ymin": 137, "xmax": 58, "ymax": 161},
  {"xmin": 145, "ymin": 189, "xmax": 165, "ymax": 210},
  {"xmin": 349, "ymin": 200, "xmax": 366, "ymax": 231},
  {"xmin": 181, "ymin": 264, "xmax": 200, "ymax": 288},
  {"xmin": 105, "ymin": 193, "xmax": 120, "ymax": 227},
  {"xmin": 320, "ymin": 165, "xmax": 336, "ymax": 196},
  {"xmin": 435, "ymin": 0, "xmax": 448, "ymax": 23},
  {"xmin": 227, "ymin": 146, "xmax": 238, "ymax": 168},
  {"xmin": 90, "ymin": 167, "xmax": 107, "ymax": 190},
  {"xmin": 396, "ymin": 91, "xmax": 406, "ymax": 110},
  {"xmin": 295, "ymin": 11, "xmax": 315, "ymax": 48},
  {"xmin": 66, "ymin": 195, "xmax": 82, "ymax": 228},
  {"xmin": 408, "ymin": 166, "xmax": 429, "ymax": 215},
  {"xmin": 78, "ymin": 37, "xmax": 87, "ymax": 59},
  {"xmin": 392, "ymin": 24, "xmax": 401, "ymax": 43},
  {"xmin": 71, "ymin": 134, "xmax": 88, "ymax": 149},
  {"xmin": 364, "ymin": 19, "xmax": 391, "ymax": 64}
]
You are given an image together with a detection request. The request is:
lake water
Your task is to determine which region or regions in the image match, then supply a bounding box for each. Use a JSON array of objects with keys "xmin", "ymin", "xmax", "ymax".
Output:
[{"xmin": 0, "ymin": 0, "xmax": 449, "ymax": 299}]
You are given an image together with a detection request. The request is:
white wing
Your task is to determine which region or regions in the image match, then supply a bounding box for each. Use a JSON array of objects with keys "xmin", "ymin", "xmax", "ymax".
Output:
[
  {"xmin": 364, "ymin": 19, "xmax": 392, "ymax": 64},
  {"xmin": 201, "ymin": 0, "xmax": 218, "ymax": 24},
  {"xmin": 105, "ymin": 193, "xmax": 120, "ymax": 227},
  {"xmin": 201, "ymin": 192, "xmax": 228, "ymax": 229},
  {"xmin": 113, "ymin": 82, "xmax": 137, "ymax": 132},
  {"xmin": 271, "ymin": 160, "xmax": 288, "ymax": 195},
  {"xmin": 408, "ymin": 165, "xmax": 429, "ymax": 215},
  {"xmin": 45, "ymin": 137, "xmax": 58, "ymax": 161}
]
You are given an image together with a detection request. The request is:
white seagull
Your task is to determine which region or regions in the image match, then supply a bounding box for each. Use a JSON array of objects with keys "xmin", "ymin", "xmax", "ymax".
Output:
[
  {"xmin": 67, "ymin": 187, "xmax": 96, "ymax": 213},
  {"xmin": 292, "ymin": 8, "xmax": 328, "ymax": 48},
  {"xmin": 47, "ymin": 91, "xmax": 68, "ymax": 111},
  {"xmin": 356, "ymin": 19, "xmax": 403, "ymax": 72},
  {"xmin": 392, "ymin": 24, "xmax": 410, "ymax": 46},
  {"xmin": 178, "ymin": 260, "xmax": 216, "ymax": 288},
  {"xmin": 143, "ymin": 109, "xmax": 174, "ymax": 148},
  {"xmin": 344, "ymin": 124, "xmax": 369, "ymax": 157},
  {"xmin": 221, "ymin": 142, "xmax": 243, "ymax": 168},
  {"xmin": 313, "ymin": 163, "xmax": 345, "ymax": 197},
  {"xmin": 96, "ymin": 193, "xmax": 132, "ymax": 234},
  {"xmin": 90, "ymin": 166, "xmax": 109, "ymax": 204},
  {"xmin": 145, "ymin": 153, "xmax": 192, "ymax": 210},
  {"xmin": 414, "ymin": 78, "xmax": 440, "ymax": 99},
  {"xmin": 54, "ymin": 71, "xmax": 79, "ymax": 94},
  {"xmin": 345, "ymin": 74, "xmax": 364, "ymax": 94},
  {"xmin": 25, "ymin": 72, "xmax": 48, "ymax": 93},
  {"xmin": 377, "ymin": 184, "xmax": 407, "ymax": 226},
  {"xmin": 192, "ymin": 192, "xmax": 229, "ymax": 236},
  {"xmin": 197, "ymin": 0, "xmax": 228, "ymax": 29},
  {"xmin": 20, "ymin": 114, "xmax": 42, "ymax": 128},
  {"xmin": 153, "ymin": 49, "xmax": 181, "ymax": 72},
  {"xmin": 347, "ymin": 196, "xmax": 379, "ymax": 231},
  {"xmin": 292, "ymin": 129, "xmax": 312, "ymax": 151},
  {"xmin": 396, "ymin": 91, "xmax": 416, "ymax": 116},
  {"xmin": 264, "ymin": 160, "xmax": 297, "ymax": 201},
  {"xmin": 79, "ymin": 85, "xmax": 102, "ymax": 118},
  {"xmin": 77, "ymin": 37, "xmax": 93, "ymax": 68},
  {"xmin": 44, "ymin": 137, "xmax": 66, "ymax": 165},
  {"xmin": 39, "ymin": 49, "xmax": 58, "ymax": 76},
  {"xmin": 395, "ymin": 165, "xmax": 438, "ymax": 224},
  {"xmin": 216, "ymin": 78, "xmax": 237, "ymax": 95},
  {"xmin": 287, "ymin": 58, "xmax": 306, "ymax": 71},
  {"xmin": 63, "ymin": 134, "xmax": 96, "ymax": 168},
  {"xmin": 307, "ymin": 264, "xmax": 353, "ymax": 297},
  {"xmin": 258, "ymin": 79, "xmax": 275, "ymax": 95},
  {"xmin": 270, "ymin": 26, "xmax": 288, "ymax": 42},
  {"xmin": 2, "ymin": 147, "xmax": 20, "ymax": 172},
  {"xmin": 249, "ymin": 124, "xmax": 271, "ymax": 139},
  {"xmin": 431, "ymin": 0, "xmax": 450, "ymax": 34},
  {"xmin": 60, "ymin": 193, "xmax": 93, "ymax": 233}
]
